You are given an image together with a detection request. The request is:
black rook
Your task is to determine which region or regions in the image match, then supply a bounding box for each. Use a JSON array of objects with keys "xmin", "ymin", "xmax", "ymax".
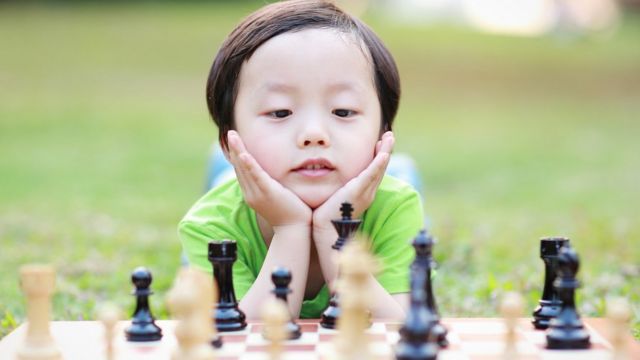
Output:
[
  {"xmin": 209, "ymin": 240, "xmax": 247, "ymax": 332},
  {"xmin": 532, "ymin": 237, "xmax": 569, "ymax": 330}
]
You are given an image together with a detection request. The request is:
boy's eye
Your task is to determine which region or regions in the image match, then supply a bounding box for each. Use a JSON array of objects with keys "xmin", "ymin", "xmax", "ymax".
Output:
[
  {"xmin": 268, "ymin": 110, "xmax": 292, "ymax": 118},
  {"xmin": 333, "ymin": 109, "xmax": 356, "ymax": 118}
]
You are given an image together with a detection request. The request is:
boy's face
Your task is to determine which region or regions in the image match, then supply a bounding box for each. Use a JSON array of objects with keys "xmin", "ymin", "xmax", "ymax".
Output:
[{"xmin": 233, "ymin": 28, "xmax": 382, "ymax": 209}]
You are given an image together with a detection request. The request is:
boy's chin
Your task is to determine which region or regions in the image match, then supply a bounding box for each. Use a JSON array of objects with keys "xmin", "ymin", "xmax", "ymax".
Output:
[{"xmin": 299, "ymin": 193, "xmax": 331, "ymax": 210}]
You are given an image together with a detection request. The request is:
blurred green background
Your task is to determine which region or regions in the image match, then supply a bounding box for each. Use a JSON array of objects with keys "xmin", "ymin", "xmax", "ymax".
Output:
[{"xmin": 1, "ymin": 0, "xmax": 638, "ymax": 339}]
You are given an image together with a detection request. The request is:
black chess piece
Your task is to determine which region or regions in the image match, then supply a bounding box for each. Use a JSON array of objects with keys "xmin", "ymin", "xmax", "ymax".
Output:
[
  {"xmin": 331, "ymin": 202, "xmax": 362, "ymax": 250},
  {"xmin": 395, "ymin": 266, "xmax": 439, "ymax": 360},
  {"xmin": 125, "ymin": 266, "xmax": 163, "ymax": 342},
  {"xmin": 412, "ymin": 229, "xmax": 448, "ymax": 348},
  {"xmin": 320, "ymin": 202, "xmax": 362, "ymax": 329},
  {"xmin": 546, "ymin": 243, "xmax": 591, "ymax": 349},
  {"xmin": 532, "ymin": 237, "xmax": 569, "ymax": 329},
  {"xmin": 270, "ymin": 267, "xmax": 301, "ymax": 340},
  {"xmin": 208, "ymin": 240, "xmax": 247, "ymax": 332}
]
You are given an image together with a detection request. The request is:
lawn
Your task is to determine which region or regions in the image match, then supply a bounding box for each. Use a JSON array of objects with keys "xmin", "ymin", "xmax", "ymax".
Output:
[{"xmin": 1, "ymin": 2, "xmax": 638, "ymax": 339}]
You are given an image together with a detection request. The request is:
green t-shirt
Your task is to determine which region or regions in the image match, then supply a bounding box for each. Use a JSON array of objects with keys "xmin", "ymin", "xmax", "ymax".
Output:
[{"xmin": 178, "ymin": 174, "xmax": 423, "ymax": 318}]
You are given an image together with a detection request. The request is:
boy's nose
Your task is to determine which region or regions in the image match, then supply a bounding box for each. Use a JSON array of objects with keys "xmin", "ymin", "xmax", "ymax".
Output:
[{"xmin": 297, "ymin": 122, "xmax": 330, "ymax": 148}]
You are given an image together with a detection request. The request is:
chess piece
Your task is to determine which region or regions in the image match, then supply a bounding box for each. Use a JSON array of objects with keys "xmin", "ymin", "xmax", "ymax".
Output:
[
  {"xmin": 500, "ymin": 292, "xmax": 523, "ymax": 359},
  {"xmin": 125, "ymin": 266, "xmax": 163, "ymax": 342},
  {"xmin": 271, "ymin": 267, "xmax": 301, "ymax": 340},
  {"xmin": 16, "ymin": 264, "xmax": 62, "ymax": 360},
  {"xmin": 331, "ymin": 202, "xmax": 362, "ymax": 250},
  {"xmin": 395, "ymin": 262, "xmax": 438, "ymax": 360},
  {"xmin": 208, "ymin": 239, "xmax": 247, "ymax": 331},
  {"xmin": 261, "ymin": 297, "xmax": 289, "ymax": 360},
  {"xmin": 412, "ymin": 229, "xmax": 448, "ymax": 347},
  {"xmin": 334, "ymin": 240, "xmax": 377, "ymax": 360},
  {"xmin": 98, "ymin": 303, "xmax": 122, "ymax": 360},
  {"xmin": 607, "ymin": 297, "xmax": 632, "ymax": 360},
  {"xmin": 532, "ymin": 237, "xmax": 569, "ymax": 329},
  {"xmin": 320, "ymin": 202, "xmax": 361, "ymax": 329},
  {"xmin": 167, "ymin": 268, "xmax": 216, "ymax": 360},
  {"xmin": 546, "ymin": 243, "xmax": 591, "ymax": 349}
]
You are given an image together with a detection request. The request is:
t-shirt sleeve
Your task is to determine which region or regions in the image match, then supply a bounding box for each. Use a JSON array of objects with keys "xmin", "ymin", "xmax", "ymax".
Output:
[
  {"xmin": 365, "ymin": 185, "xmax": 423, "ymax": 294},
  {"xmin": 178, "ymin": 220, "xmax": 256, "ymax": 300}
]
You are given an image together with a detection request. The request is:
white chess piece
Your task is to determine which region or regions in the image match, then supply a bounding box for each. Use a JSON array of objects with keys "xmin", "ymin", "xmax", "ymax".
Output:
[
  {"xmin": 500, "ymin": 291, "xmax": 523, "ymax": 360},
  {"xmin": 261, "ymin": 297, "xmax": 289, "ymax": 360},
  {"xmin": 167, "ymin": 268, "xmax": 217, "ymax": 360},
  {"xmin": 17, "ymin": 264, "xmax": 62, "ymax": 360},
  {"xmin": 98, "ymin": 304, "xmax": 121, "ymax": 360},
  {"xmin": 607, "ymin": 297, "xmax": 631, "ymax": 360},
  {"xmin": 334, "ymin": 239, "xmax": 378, "ymax": 360}
]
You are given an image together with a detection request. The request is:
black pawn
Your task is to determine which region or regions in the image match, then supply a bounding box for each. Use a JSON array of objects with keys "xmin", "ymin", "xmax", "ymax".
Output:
[
  {"xmin": 125, "ymin": 266, "xmax": 163, "ymax": 342},
  {"xmin": 270, "ymin": 267, "xmax": 301, "ymax": 340},
  {"xmin": 412, "ymin": 229, "xmax": 448, "ymax": 348},
  {"xmin": 321, "ymin": 202, "xmax": 362, "ymax": 329},
  {"xmin": 395, "ymin": 267, "xmax": 438, "ymax": 360},
  {"xmin": 532, "ymin": 237, "xmax": 569, "ymax": 329},
  {"xmin": 209, "ymin": 240, "xmax": 247, "ymax": 332},
  {"xmin": 546, "ymin": 243, "xmax": 591, "ymax": 349}
]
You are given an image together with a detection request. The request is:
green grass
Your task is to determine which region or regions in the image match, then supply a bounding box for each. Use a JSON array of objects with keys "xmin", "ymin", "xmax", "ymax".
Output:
[{"xmin": 1, "ymin": 2, "xmax": 639, "ymax": 340}]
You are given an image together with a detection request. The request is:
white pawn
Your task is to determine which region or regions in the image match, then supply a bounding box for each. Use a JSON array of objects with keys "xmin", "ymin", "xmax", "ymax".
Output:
[
  {"xmin": 97, "ymin": 304, "xmax": 121, "ymax": 360},
  {"xmin": 607, "ymin": 297, "xmax": 632, "ymax": 360},
  {"xmin": 261, "ymin": 297, "xmax": 289, "ymax": 360},
  {"xmin": 17, "ymin": 264, "xmax": 62, "ymax": 360},
  {"xmin": 167, "ymin": 268, "xmax": 217, "ymax": 360},
  {"xmin": 334, "ymin": 239, "xmax": 377, "ymax": 360},
  {"xmin": 499, "ymin": 291, "xmax": 523, "ymax": 360}
]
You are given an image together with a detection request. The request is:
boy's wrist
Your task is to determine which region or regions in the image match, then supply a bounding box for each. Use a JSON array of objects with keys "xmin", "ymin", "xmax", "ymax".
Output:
[
  {"xmin": 272, "ymin": 223, "xmax": 311, "ymax": 236},
  {"xmin": 311, "ymin": 223, "xmax": 338, "ymax": 247}
]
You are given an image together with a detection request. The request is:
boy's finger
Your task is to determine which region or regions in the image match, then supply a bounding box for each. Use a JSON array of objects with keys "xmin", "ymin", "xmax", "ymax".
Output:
[
  {"xmin": 239, "ymin": 152, "xmax": 272, "ymax": 194},
  {"xmin": 226, "ymin": 132, "xmax": 263, "ymax": 195},
  {"xmin": 377, "ymin": 132, "xmax": 395, "ymax": 155},
  {"xmin": 362, "ymin": 152, "xmax": 390, "ymax": 194}
]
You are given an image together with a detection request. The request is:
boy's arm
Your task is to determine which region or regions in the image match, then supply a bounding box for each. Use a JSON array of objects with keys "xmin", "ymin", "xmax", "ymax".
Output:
[
  {"xmin": 226, "ymin": 130, "xmax": 313, "ymax": 319},
  {"xmin": 312, "ymin": 132, "xmax": 409, "ymax": 319},
  {"xmin": 239, "ymin": 223, "xmax": 310, "ymax": 319}
]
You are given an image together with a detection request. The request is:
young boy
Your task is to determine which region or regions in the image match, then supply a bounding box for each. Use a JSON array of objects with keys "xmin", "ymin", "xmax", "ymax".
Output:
[{"xmin": 179, "ymin": 0, "xmax": 424, "ymax": 320}]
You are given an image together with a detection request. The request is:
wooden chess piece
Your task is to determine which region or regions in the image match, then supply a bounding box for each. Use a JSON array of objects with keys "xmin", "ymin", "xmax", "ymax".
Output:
[
  {"xmin": 124, "ymin": 266, "xmax": 163, "ymax": 341},
  {"xmin": 271, "ymin": 267, "xmax": 301, "ymax": 340},
  {"xmin": 334, "ymin": 240, "xmax": 377, "ymax": 360},
  {"xmin": 532, "ymin": 237, "xmax": 569, "ymax": 329},
  {"xmin": 98, "ymin": 304, "xmax": 122, "ymax": 360},
  {"xmin": 261, "ymin": 297, "xmax": 289, "ymax": 360},
  {"xmin": 545, "ymin": 243, "xmax": 591, "ymax": 349},
  {"xmin": 16, "ymin": 264, "xmax": 62, "ymax": 360},
  {"xmin": 167, "ymin": 268, "xmax": 216, "ymax": 360},
  {"xmin": 500, "ymin": 292, "xmax": 523, "ymax": 359},
  {"xmin": 320, "ymin": 202, "xmax": 361, "ymax": 330},
  {"xmin": 413, "ymin": 229, "xmax": 448, "ymax": 347},
  {"xmin": 208, "ymin": 239, "xmax": 247, "ymax": 332},
  {"xmin": 607, "ymin": 297, "xmax": 632, "ymax": 360},
  {"xmin": 396, "ymin": 258, "xmax": 438, "ymax": 360}
]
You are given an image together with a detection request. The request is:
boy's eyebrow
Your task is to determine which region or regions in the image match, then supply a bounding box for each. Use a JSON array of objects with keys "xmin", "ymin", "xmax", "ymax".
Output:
[
  {"xmin": 257, "ymin": 81, "xmax": 364, "ymax": 94},
  {"xmin": 259, "ymin": 82, "xmax": 297, "ymax": 94},
  {"xmin": 326, "ymin": 81, "xmax": 364, "ymax": 93}
]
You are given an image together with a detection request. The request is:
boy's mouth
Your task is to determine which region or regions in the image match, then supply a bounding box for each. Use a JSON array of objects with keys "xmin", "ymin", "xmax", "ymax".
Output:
[{"xmin": 293, "ymin": 158, "xmax": 335, "ymax": 177}]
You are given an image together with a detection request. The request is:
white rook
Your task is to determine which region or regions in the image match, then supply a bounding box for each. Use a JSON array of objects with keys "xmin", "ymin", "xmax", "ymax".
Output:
[{"xmin": 17, "ymin": 264, "xmax": 62, "ymax": 360}]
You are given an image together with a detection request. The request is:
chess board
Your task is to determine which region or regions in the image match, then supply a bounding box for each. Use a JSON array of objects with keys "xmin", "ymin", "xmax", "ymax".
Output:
[{"xmin": 1, "ymin": 318, "xmax": 638, "ymax": 359}]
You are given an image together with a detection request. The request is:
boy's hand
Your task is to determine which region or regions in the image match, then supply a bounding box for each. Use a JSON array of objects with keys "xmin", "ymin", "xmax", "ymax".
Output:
[
  {"xmin": 312, "ymin": 131, "xmax": 395, "ymax": 236},
  {"xmin": 227, "ymin": 130, "xmax": 312, "ymax": 227}
]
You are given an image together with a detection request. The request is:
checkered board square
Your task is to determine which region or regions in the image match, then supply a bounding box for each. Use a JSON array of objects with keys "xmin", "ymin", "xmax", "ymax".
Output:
[{"xmin": 0, "ymin": 318, "xmax": 637, "ymax": 359}]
